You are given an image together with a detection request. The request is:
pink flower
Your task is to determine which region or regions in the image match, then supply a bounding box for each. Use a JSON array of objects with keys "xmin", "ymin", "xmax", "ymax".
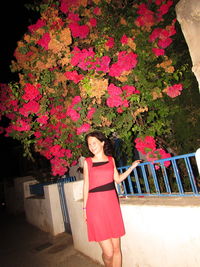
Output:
[
  {"xmin": 122, "ymin": 85, "xmax": 140, "ymax": 96},
  {"xmin": 155, "ymin": 0, "xmax": 162, "ymax": 5},
  {"xmin": 64, "ymin": 70, "xmax": 83, "ymax": 84},
  {"xmin": 122, "ymin": 99, "xmax": 129, "ymax": 107},
  {"xmin": 37, "ymin": 33, "xmax": 51, "ymax": 50},
  {"xmin": 19, "ymin": 100, "xmax": 40, "ymax": 117},
  {"xmin": 158, "ymin": 37, "xmax": 172, "ymax": 48},
  {"xmin": 135, "ymin": 3, "xmax": 155, "ymax": 28},
  {"xmin": 67, "ymin": 12, "xmax": 80, "ymax": 22},
  {"xmin": 89, "ymin": 18, "xmax": 97, "ymax": 27},
  {"xmin": 50, "ymin": 144, "xmax": 62, "ymax": 157},
  {"xmin": 28, "ymin": 19, "xmax": 46, "ymax": 33},
  {"xmin": 105, "ymin": 37, "xmax": 115, "ymax": 48},
  {"xmin": 12, "ymin": 119, "xmax": 31, "ymax": 132},
  {"xmin": 158, "ymin": 1, "xmax": 173, "ymax": 17},
  {"xmin": 121, "ymin": 34, "xmax": 128, "ymax": 44},
  {"xmin": 149, "ymin": 28, "xmax": 162, "ymax": 42},
  {"xmin": 50, "ymin": 157, "xmax": 68, "ymax": 176},
  {"xmin": 69, "ymin": 22, "xmax": 90, "ymax": 39},
  {"xmin": 36, "ymin": 115, "xmax": 49, "ymax": 125},
  {"xmin": 71, "ymin": 96, "xmax": 82, "ymax": 106},
  {"xmin": 71, "ymin": 160, "xmax": 78, "ymax": 166},
  {"xmin": 34, "ymin": 131, "xmax": 42, "ymax": 138},
  {"xmin": 157, "ymin": 148, "xmax": 171, "ymax": 167},
  {"xmin": 106, "ymin": 95, "xmax": 123, "ymax": 108},
  {"xmin": 60, "ymin": 0, "xmax": 79, "ymax": 14},
  {"xmin": 76, "ymin": 123, "xmax": 91, "ymax": 135},
  {"xmin": 95, "ymin": 56, "xmax": 111, "ymax": 73},
  {"xmin": 117, "ymin": 107, "xmax": 124, "ymax": 113},
  {"xmin": 107, "ymin": 83, "xmax": 122, "ymax": 96},
  {"xmin": 135, "ymin": 136, "xmax": 157, "ymax": 154},
  {"xmin": 65, "ymin": 149, "xmax": 72, "ymax": 158},
  {"xmin": 66, "ymin": 107, "xmax": 80, "ymax": 121},
  {"xmin": 109, "ymin": 51, "xmax": 138, "ymax": 77},
  {"xmin": 152, "ymin": 48, "xmax": 165, "ymax": 56},
  {"xmin": 93, "ymin": 7, "xmax": 101, "ymax": 15},
  {"xmin": 22, "ymin": 83, "xmax": 41, "ymax": 101},
  {"xmin": 166, "ymin": 84, "xmax": 183, "ymax": 98},
  {"xmin": 86, "ymin": 107, "xmax": 96, "ymax": 119}
]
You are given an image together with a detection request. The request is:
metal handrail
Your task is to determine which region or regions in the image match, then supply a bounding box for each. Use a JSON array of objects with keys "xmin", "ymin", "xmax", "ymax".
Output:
[{"xmin": 116, "ymin": 152, "xmax": 200, "ymax": 197}]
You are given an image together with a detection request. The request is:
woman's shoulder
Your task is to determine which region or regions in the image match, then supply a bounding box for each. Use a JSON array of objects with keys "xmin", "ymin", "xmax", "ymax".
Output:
[{"xmin": 84, "ymin": 157, "xmax": 92, "ymax": 163}]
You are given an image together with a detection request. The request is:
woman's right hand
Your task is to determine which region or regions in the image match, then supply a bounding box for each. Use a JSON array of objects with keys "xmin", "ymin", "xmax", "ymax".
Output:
[{"xmin": 83, "ymin": 209, "xmax": 87, "ymax": 223}]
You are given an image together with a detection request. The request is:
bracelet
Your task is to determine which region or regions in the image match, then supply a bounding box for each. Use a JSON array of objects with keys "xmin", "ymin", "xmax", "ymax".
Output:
[{"xmin": 83, "ymin": 207, "xmax": 86, "ymax": 210}]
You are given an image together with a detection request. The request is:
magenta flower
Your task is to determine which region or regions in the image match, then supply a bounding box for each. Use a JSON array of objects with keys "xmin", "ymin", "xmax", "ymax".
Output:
[
  {"xmin": 122, "ymin": 85, "xmax": 140, "ymax": 96},
  {"xmin": 152, "ymin": 48, "xmax": 165, "ymax": 56},
  {"xmin": 89, "ymin": 18, "xmax": 97, "ymax": 27},
  {"xmin": 22, "ymin": 83, "xmax": 41, "ymax": 101},
  {"xmin": 34, "ymin": 131, "xmax": 42, "ymax": 138},
  {"xmin": 28, "ymin": 19, "xmax": 46, "ymax": 33},
  {"xmin": 158, "ymin": 37, "xmax": 172, "ymax": 48},
  {"xmin": 109, "ymin": 51, "xmax": 138, "ymax": 77},
  {"xmin": 66, "ymin": 107, "xmax": 80, "ymax": 121},
  {"xmin": 107, "ymin": 83, "xmax": 122, "ymax": 96},
  {"xmin": 67, "ymin": 12, "xmax": 80, "ymax": 22},
  {"xmin": 93, "ymin": 7, "xmax": 101, "ymax": 15},
  {"xmin": 76, "ymin": 123, "xmax": 91, "ymax": 135},
  {"xmin": 19, "ymin": 100, "xmax": 40, "ymax": 117},
  {"xmin": 69, "ymin": 22, "xmax": 90, "ymax": 39},
  {"xmin": 105, "ymin": 37, "xmax": 115, "ymax": 48},
  {"xmin": 121, "ymin": 34, "xmax": 128, "ymax": 44},
  {"xmin": 37, "ymin": 33, "xmax": 51, "ymax": 50},
  {"xmin": 166, "ymin": 84, "xmax": 183, "ymax": 98},
  {"xmin": 157, "ymin": 1, "xmax": 173, "ymax": 17},
  {"xmin": 13, "ymin": 118, "xmax": 31, "ymax": 132},
  {"xmin": 71, "ymin": 96, "xmax": 82, "ymax": 106},
  {"xmin": 135, "ymin": 136, "xmax": 157, "ymax": 155},
  {"xmin": 86, "ymin": 107, "xmax": 96, "ymax": 119},
  {"xmin": 64, "ymin": 70, "xmax": 83, "ymax": 84},
  {"xmin": 106, "ymin": 95, "xmax": 123, "ymax": 108},
  {"xmin": 36, "ymin": 115, "xmax": 49, "ymax": 125},
  {"xmin": 65, "ymin": 149, "xmax": 72, "ymax": 158}
]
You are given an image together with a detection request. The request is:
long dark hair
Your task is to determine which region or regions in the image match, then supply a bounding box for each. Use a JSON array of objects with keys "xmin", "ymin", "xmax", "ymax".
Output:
[{"xmin": 85, "ymin": 131, "xmax": 113, "ymax": 156}]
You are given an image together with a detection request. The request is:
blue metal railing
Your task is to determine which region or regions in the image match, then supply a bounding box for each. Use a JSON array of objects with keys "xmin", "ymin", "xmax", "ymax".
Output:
[
  {"xmin": 29, "ymin": 176, "xmax": 76, "ymax": 196},
  {"xmin": 116, "ymin": 152, "xmax": 200, "ymax": 197}
]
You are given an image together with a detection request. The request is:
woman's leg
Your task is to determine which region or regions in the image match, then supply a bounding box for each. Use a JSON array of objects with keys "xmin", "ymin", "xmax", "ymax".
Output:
[
  {"xmin": 99, "ymin": 239, "xmax": 114, "ymax": 267},
  {"xmin": 111, "ymin": 237, "xmax": 122, "ymax": 267}
]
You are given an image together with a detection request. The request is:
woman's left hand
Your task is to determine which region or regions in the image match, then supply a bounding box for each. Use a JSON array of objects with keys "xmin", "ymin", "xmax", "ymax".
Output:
[{"xmin": 131, "ymin": 160, "xmax": 142, "ymax": 169}]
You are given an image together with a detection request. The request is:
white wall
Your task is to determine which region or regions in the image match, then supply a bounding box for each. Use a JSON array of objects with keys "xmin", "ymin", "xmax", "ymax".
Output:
[
  {"xmin": 24, "ymin": 183, "xmax": 65, "ymax": 235},
  {"xmin": 65, "ymin": 180, "xmax": 200, "ymax": 267}
]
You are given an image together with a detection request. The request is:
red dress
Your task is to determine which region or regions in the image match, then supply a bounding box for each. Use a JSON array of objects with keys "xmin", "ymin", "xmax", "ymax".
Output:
[{"xmin": 86, "ymin": 156, "xmax": 125, "ymax": 242}]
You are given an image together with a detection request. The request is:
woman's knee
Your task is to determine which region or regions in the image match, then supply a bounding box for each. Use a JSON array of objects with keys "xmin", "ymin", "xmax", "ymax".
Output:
[{"xmin": 103, "ymin": 251, "xmax": 114, "ymax": 261}]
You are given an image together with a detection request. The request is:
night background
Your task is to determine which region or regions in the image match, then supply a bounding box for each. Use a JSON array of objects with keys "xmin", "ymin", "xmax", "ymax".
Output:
[{"xmin": 0, "ymin": 1, "xmax": 39, "ymax": 180}]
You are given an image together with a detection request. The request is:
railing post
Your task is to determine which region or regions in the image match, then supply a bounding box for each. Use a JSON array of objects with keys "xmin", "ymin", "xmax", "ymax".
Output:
[{"xmin": 195, "ymin": 148, "xmax": 200, "ymax": 175}]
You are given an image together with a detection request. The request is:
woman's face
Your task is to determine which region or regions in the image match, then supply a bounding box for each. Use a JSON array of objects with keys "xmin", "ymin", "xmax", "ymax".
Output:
[{"xmin": 87, "ymin": 136, "xmax": 104, "ymax": 155}]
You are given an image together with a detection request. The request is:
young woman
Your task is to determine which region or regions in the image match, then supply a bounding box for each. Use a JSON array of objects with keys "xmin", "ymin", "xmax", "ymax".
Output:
[{"xmin": 83, "ymin": 131, "xmax": 141, "ymax": 267}]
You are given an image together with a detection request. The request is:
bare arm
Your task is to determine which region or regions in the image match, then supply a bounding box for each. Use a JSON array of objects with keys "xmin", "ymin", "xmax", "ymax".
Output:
[
  {"xmin": 83, "ymin": 160, "xmax": 89, "ymax": 209},
  {"xmin": 113, "ymin": 158, "xmax": 142, "ymax": 184}
]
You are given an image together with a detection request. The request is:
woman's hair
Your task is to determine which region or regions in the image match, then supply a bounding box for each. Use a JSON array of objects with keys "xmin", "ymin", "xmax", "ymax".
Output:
[{"xmin": 85, "ymin": 131, "xmax": 113, "ymax": 156}]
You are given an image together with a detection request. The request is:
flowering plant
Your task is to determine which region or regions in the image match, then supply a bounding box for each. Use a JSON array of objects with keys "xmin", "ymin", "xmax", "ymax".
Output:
[{"xmin": 0, "ymin": 0, "xmax": 189, "ymax": 176}]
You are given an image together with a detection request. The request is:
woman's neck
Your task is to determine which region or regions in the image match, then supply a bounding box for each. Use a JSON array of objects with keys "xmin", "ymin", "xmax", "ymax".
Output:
[{"xmin": 92, "ymin": 152, "xmax": 108, "ymax": 162}]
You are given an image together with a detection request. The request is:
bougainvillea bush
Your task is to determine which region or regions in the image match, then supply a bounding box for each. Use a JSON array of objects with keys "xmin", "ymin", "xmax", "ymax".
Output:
[{"xmin": 0, "ymin": 0, "xmax": 189, "ymax": 176}]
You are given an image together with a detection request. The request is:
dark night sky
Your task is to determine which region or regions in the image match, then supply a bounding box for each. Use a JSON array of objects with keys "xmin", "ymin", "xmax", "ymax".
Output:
[
  {"xmin": 1, "ymin": 1, "xmax": 36, "ymax": 83},
  {"xmin": 0, "ymin": 1, "xmax": 38, "ymax": 178}
]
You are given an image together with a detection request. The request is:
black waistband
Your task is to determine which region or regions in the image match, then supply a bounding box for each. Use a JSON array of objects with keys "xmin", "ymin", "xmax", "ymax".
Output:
[{"xmin": 89, "ymin": 181, "xmax": 115, "ymax": 193}]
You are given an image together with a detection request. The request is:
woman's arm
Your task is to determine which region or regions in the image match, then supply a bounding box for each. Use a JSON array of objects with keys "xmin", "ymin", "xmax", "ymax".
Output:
[
  {"xmin": 113, "ymin": 158, "xmax": 142, "ymax": 184},
  {"xmin": 83, "ymin": 159, "xmax": 89, "ymax": 210}
]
